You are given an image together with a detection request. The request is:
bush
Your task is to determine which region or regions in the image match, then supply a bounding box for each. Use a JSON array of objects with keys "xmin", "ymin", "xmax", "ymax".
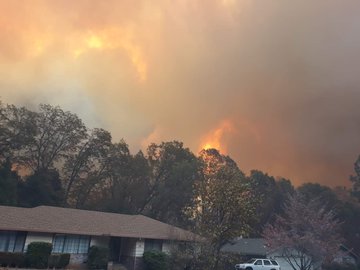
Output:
[
  {"xmin": 48, "ymin": 254, "xmax": 60, "ymax": 268},
  {"xmin": 167, "ymin": 241, "xmax": 245, "ymax": 270},
  {"xmin": 0, "ymin": 252, "xmax": 26, "ymax": 267},
  {"xmin": 143, "ymin": 250, "xmax": 169, "ymax": 270},
  {"xmin": 48, "ymin": 253, "xmax": 70, "ymax": 269},
  {"xmin": 167, "ymin": 243, "xmax": 197, "ymax": 270},
  {"xmin": 26, "ymin": 242, "xmax": 52, "ymax": 268},
  {"xmin": 87, "ymin": 246, "xmax": 109, "ymax": 270},
  {"xmin": 58, "ymin": 253, "xmax": 71, "ymax": 268}
]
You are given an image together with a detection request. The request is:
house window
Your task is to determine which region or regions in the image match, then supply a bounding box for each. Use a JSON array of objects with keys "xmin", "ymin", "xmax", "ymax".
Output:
[
  {"xmin": 0, "ymin": 231, "xmax": 26, "ymax": 252},
  {"xmin": 53, "ymin": 234, "xmax": 90, "ymax": 254},
  {"xmin": 144, "ymin": 239, "xmax": 162, "ymax": 252}
]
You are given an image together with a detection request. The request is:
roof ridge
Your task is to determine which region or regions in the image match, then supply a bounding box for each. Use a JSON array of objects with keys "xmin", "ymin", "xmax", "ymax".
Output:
[
  {"xmin": 0, "ymin": 205, "xmax": 201, "ymax": 241},
  {"xmin": 33, "ymin": 205, "xmax": 140, "ymax": 216}
]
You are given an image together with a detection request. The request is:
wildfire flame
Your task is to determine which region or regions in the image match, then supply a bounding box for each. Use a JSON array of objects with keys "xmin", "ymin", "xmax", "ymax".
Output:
[{"xmin": 200, "ymin": 120, "xmax": 234, "ymax": 154}]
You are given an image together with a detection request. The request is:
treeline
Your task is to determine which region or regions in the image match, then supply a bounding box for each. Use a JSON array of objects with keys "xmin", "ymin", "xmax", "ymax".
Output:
[{"xmin": 1, "ymin": 101, "xmax": 360, "ymax": 258}]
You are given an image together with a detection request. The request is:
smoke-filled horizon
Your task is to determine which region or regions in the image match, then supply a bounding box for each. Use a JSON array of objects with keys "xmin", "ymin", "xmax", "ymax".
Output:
[{"xmin": 1, "ymin": 0, "xmax": 360, "ymax": 187}]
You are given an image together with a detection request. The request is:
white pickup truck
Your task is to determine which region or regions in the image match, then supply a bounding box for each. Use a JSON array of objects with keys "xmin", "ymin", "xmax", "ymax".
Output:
[{"xmin": 235, "ymin": 258, "xmax": 281, "ymax": 270}]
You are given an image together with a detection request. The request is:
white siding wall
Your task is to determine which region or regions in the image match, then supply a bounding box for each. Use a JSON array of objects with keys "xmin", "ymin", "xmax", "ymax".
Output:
[
  {"xmin": 135, "ymin": 239, "xmax": 144, "ymax": 257},
  {"xmin": 162, "ymin": 241, "xmax": 172, "ymax": 254},
  {"xmin": 24, "ymin": 232, "xmax": 53, "ymax": 251}
]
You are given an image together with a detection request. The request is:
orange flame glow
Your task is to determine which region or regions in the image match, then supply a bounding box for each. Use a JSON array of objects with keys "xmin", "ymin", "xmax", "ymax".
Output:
[
  {"xmin": 72, "ymin": 28, "xmax": 147, "ymax": 82},
  {"xmin": 10, "ymin": 25, "xmax": 148, "ymax": 83},
  {"xmin": 200, "ymin": 120, "xmax": 234, "ymax": 154}
]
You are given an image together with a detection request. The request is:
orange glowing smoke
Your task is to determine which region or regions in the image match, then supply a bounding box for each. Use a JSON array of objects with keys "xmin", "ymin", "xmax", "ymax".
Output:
[
  {"xmin": 200, "ymin": 120, "xmax": 234, "ymax": 154},
  {"xmin": 18, "ymin": 26, "xmax": 147, "ymax": 83},
  {"xmin": 72, "ymin": 28, "xmax": 147, "ymax": 82}
]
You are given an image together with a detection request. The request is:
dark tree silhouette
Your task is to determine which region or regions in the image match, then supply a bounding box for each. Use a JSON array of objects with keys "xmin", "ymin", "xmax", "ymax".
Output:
[{"xmin": 18, "ymin": 169, "xmax": 64, "ymax": 207}]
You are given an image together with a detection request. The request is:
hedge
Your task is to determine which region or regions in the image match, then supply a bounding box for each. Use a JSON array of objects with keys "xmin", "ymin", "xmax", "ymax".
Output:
[
  {"xmin": 48, "ymin": 253, "xmax": 71, "ymax": 269},
  {"xmin": 0, "ymin": 252, "xmax": 26, "ymax": 267},
  {"xmin": 143, "ymin": 250, "xmax": 169, "ymax": 270},
  {"xmin": 87, "ymin": 246, "xmax": 109, "ymax": 270},
  {"xmin": 0, "ymin": 251, "xmax": 70, "ymax": 269},
  {"xmin": 26, "ymin": 242, "xmax": 52, "ymax": 269}
]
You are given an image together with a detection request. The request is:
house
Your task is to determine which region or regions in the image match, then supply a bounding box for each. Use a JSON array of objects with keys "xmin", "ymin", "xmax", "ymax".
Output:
[
  {"xmin": 268, "ymin": 244, "xmax": 359, "ymax": 270},
  {"xmin": 221, "ymin": 238, "xmax": 312, "ymax": 270},
  {"xmin": 0, "ymin": 205, "xmax": 200, "ymax": 270},
  {"xmin": 221, "ymin": 238, "xmax": 267, "ymax": 259},
  {"xmin": 221, "ymin": 238, "xmax": 359, "ymax": 270},
  {"xmin": 333, "ymin": 244, "xmax": 359, "ymax": 266}
]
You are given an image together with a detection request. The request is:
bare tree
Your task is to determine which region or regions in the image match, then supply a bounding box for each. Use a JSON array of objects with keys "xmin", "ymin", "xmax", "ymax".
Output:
[
  {"xmin": 19, "ymin": 104, "xmax": 87, "ymax": 172},
  {"xmin": 62, "ymin": 128, "xmax": 112, "ymax": 202},
  {"xmin": 263, "ymin": 193, "xmax": 342, "ymax": 270},
  {"xmin": 0, "ymin": 102, "xmax": 35, "ymax": 160}
]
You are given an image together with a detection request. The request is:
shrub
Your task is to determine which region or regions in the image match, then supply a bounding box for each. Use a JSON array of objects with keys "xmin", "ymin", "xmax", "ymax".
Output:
[
  {"xmin": 87, "ymin": 246, "xmax": 109, "ymax": 270},
  {"xmin": 10, "ymin": 252, "xmax": 26, "ymax": 267},
  {"xmin": 143, "ymin": 250, "xmax": 169, "ymax": 270},
  {"xmin": 48, "ymin": 254, "xmax": 60, "ymax": 268},
  {"xmin": 48, "ymin": 253, "xmax": 70, "ymax": 269},
  {"xmin": 167, "ymin": 243, "xmax": 197, "ymax": 270},
  {"xmin": 58, "ymin": 253, "xmax": 71, "ymax": 268},
  {"xmin": 26, "ymin": 242, "xmax": 52, "ymax": 269},
  {"xmin": 0, "ymin": 252, "xmax": 26, "ymax": 267}
]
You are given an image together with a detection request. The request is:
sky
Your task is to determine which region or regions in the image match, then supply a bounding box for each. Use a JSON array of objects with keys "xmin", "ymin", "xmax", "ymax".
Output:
[{"xmin": 1, "ymin": 0, "xmax": 360, "ymax": 187}]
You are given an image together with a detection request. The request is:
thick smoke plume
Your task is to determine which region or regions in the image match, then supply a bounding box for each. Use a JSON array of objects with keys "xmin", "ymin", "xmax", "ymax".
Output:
[{"xmin": 1, "ymin": 0, "xmax": 360, "ymax": 186}]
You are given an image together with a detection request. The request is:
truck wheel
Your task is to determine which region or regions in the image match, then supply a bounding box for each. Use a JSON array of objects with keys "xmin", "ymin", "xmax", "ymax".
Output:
[{"xmin": 245, "ymin": 267, "xmax": 253, "ymax": 270}]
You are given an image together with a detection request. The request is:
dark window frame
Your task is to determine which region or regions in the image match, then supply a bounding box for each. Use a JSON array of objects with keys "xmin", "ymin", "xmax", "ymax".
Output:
[
  {"xmin": 52, "ymin": 234, "xmax": 90, "ymax": 254},
  {"xmin": 0, "ymin": 231, "xmax": 26, "ymax": 253},
  {"xmin": 144, "ymin": 239, "xmax": 163, "ymax": 252}
]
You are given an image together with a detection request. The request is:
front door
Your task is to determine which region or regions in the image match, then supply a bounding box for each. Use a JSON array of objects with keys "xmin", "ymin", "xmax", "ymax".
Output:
[{"xmin": 109, "ymin": 237, "xmax": 122, "ymax": 262}]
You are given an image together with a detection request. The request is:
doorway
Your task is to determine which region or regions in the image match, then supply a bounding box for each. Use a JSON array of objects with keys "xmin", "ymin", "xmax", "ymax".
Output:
[{"xmin": 109, "ymin": 237, "xmax": 122, "ymax": 262}]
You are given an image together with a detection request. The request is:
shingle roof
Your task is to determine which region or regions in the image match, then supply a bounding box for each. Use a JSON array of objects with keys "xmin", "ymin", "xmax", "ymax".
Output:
[
  {"xmin": 0, "ymin": 205, "xmax": 200, "ymax": 241},
  {"xmin": 221, "ymin": 238, "xmax": 267, "ymax": 256}
]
